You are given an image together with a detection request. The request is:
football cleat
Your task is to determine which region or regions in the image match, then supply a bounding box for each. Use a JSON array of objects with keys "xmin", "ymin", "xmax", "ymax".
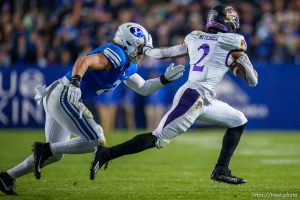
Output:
[
  {"xmin": 90, "ymin": 145, "xmax": 109, "ymax": 180},
  {"xmin": 32, "ymin": 142, "xmax": 52, "ymax": 180},
  {"xmin": 0, "ymin": 172, "xmax": 16, "ymax": 195},
  {"xmin": 211, "ymin": 166, "xmax": 246, "ymax": 185}
]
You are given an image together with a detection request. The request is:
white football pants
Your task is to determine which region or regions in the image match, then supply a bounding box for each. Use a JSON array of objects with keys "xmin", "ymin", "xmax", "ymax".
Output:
[
  {"xmin": 153, "ymin": 83, "xmax": 248, "ymax": 148},
  {"xmin": 7, "ymin": 77, "xmax": 105, "ymax": 179}
]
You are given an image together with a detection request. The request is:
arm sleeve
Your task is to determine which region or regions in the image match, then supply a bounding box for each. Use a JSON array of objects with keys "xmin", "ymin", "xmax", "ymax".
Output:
[
  {"xmin": 236, "ymin": 54, "xmax": 258, "ymax": 87},
  {"xmin": 145, "ymin": 44, "xmax": 188, "ymax": 59},
  {"xmin": 124, "ymin": 73, "xmax": 164, "ymax": 96}
]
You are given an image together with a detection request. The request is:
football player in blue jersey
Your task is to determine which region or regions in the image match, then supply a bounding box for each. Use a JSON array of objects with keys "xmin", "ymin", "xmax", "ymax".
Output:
[{"xmin": 0, "ymin": 22, "xmax": 185, "ymax": 195}]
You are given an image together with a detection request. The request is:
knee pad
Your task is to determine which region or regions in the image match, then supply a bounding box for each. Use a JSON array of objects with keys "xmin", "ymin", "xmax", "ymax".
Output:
[
  {"xmin": 230, "ymin": 111, "xmax": 248, "ymax": 128},
  {"xmin": 155, "ymin": 139, "xmax": 169, "ymax": 149},
  {"xmin": 154, "ymin": 134, "xmax": 170, "ymax": 149},
  {"xmin": 95, "ymin": 125, "xmax": 106, "ymax": 145},
  {"xmin": 238, "ymin": 112, "xmax": 248, "ymax": 126}
]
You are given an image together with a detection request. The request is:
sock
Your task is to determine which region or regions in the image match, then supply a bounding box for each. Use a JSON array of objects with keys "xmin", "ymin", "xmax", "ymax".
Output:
[
  {"xmin": 216, "ymin": 123, "xmax": 246, "ymax": 168},
  {"xmin": 7, "ymin": 155, "xmax": 34, "ymax": 179},
  {"xmin": 6, "ymin": 154, "xmax": 64, "ymax": 180},
  {"xmin": 107, "ymin": 132, "xmax": 157, "ymax": 160},
  {"xmin": 50, "ymin": 137, "xmax": 98, "ymax": 155}
]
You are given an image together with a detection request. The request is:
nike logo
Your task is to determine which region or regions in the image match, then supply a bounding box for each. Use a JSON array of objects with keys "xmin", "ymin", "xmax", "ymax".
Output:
[
  {"xmin": 0, "ymin": 178, "xmax": 11, "ymax": 191},
  {"xmin": 94, "ymin": 161, "xmax": 100, "ymax": 172}
]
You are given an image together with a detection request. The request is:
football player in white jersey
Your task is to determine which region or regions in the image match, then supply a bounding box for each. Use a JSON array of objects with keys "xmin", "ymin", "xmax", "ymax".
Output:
[{"xmin": 90, "ymin": 4, "xmax": 258, "ymax": 185}]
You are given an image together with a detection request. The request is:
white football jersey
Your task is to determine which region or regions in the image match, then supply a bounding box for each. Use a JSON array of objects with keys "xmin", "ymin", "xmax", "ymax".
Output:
[{"xmin": 184, "ymin": 31, "xmax": 247, "ymax": 102}]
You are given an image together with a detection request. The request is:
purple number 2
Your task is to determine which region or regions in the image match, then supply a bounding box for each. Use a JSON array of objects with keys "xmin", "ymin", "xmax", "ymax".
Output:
[{"xmin": 192, "ymin": 43, "xmax": 210, "ymax": 72}]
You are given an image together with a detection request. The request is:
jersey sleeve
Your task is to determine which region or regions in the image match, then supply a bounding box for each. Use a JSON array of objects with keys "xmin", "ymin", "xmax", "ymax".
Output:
[
  {"xmin": 122, "ymin": 62, "xmax": 138, "ymax": 81},
  {"xmin": 102, "ymin": 44, "xmax": 127, "ymax": 69},
  {"xmin": 219, "ymin": 33, "xmax": 247, "ymax": 51}
]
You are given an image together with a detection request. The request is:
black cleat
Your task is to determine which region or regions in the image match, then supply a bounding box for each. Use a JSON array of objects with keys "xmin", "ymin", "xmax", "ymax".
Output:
[
  {"xmin": 32, "ymin": 142, "xmax": 52, "ymax": 180},
  {"xmin": 90, "ymin": 145, "xmax": 109, "ymax": 180},
  {"xmin": 211, "ymin": 166, "xmax": 246, "ymax": 185},
  {"xmin": 0, "ymin": 172, "xmax": 16, "ymax": 195}
]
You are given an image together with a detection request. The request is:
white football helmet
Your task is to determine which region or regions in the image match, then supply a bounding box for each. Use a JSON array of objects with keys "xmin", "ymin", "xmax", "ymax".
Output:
[{"xmin": 114, "ymin": 22, "xmax": 151, "ymax": 64}]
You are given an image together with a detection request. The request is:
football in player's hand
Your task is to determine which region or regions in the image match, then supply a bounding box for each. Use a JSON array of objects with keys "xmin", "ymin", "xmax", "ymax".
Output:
[
  {"xmin": 230, "ymin": 61, "xmax": 246, "ymax": 78},
  {"xmin": 229, "ymin": 51, "xmax": 247, "ymax": 79}
]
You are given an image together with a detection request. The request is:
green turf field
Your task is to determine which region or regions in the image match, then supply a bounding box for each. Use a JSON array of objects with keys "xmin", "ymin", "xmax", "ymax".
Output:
[{"xmin": 0, "ymin": 130, "xmax": 299, "ymax": 200}]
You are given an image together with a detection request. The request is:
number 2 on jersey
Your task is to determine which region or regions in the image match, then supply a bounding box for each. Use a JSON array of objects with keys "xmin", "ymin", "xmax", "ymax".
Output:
[{"xmin": 192, "ymin": 43, "xmax": 210, "ymax": 72}]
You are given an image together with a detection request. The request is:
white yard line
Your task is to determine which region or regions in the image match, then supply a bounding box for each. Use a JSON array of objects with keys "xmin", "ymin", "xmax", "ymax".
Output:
[{"xmin": 261, "ymin": 159, "xmax": 300, "ymax": 164}]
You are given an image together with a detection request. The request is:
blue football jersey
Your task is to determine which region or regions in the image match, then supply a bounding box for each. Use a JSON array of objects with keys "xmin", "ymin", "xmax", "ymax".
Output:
[{"xmin": 65, "ymin": 43, "xmax": 137, "ymax": 99}]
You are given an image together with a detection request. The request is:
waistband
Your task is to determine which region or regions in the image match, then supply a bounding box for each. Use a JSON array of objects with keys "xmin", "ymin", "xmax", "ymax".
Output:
[{"xmin": 59, "ymin": 76, "xmax": 70, "ymax": 86}]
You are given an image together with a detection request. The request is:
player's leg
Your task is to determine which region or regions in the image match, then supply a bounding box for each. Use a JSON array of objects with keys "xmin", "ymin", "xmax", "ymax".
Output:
[
  {"xmin": 90, "ymin": 86, "xmax": 204, "ymax": 179},
  {"xmin": 0, "ymin": 110, "xmax": 69, "ymax": 195},
  {"xmin": 7, "ymin": 114, "xmax": 69, "ymax": 180},
  {"xmin": 33, "ymin": 84, "xmax": 105, "ymax": 179},
  {"xmin": 32, "ymin": 107, "xmax": 73, "ymax": 179},
  {"xmin": 197, "ymin": 99, "xmax": 247, "ymax": 184}
]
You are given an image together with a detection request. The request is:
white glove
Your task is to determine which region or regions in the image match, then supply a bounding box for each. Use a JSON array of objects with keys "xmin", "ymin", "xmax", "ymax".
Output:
[
  {"xmin": 67, "ymin": 85, "xmax": 82, "ymax": 105},
  {"xmin": 142, "ymin": 33, "xmax": 153, "ymax": 54},
  {"xmin": 164, "ymin": 63, "xmax": 185, "ymax": 81}
]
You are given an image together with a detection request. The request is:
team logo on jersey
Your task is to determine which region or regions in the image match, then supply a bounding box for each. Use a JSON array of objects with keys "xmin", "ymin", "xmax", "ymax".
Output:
[
  {"xmin": 241, "ymin": 39, "xmax": 247, "ymax": 51},
  {"xmin": 130, "ymin": 27, "xmax": 144, "ymax": 38}
]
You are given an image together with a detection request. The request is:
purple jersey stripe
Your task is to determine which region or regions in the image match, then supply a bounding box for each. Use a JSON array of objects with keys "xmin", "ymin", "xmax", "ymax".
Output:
[{"xmin": 163, "ymin": 88, "xmax": 200, "ymax": 128}]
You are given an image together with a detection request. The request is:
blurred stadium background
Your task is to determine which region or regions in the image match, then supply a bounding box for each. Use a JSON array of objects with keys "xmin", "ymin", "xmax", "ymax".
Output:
[
  {"xmin": 0, "ymin": 0, "xmax": 300, "ymax": 131},
  {"xmin": 0, "ymin": 0, "xmax": 300, "ymax": 199}
]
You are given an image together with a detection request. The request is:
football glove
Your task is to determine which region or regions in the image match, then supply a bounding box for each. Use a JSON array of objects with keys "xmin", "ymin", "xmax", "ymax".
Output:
[
  {"xmin": 77, "ymin": 102, "xmax": 93, "ymax": 119},
  {"xmin": 142, "ymin": 33, "xmax": 153, "ymax": 54},
  {"xmin": 67, "ymin": 85, "xmax": 82, "ymax": 105},
  {"xmin": 164, "ymin": 63, "xmax": 185, "ymax": 82}
]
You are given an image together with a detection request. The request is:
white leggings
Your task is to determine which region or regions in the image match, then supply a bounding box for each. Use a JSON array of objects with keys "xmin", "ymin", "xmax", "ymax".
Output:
[
  {"xmin": 153, "ymin": 84, "xmax": 247, "ymax": 148},
  {"xmin": 7, "ymin": 79, "xmax": 105, "ymax": 179}
]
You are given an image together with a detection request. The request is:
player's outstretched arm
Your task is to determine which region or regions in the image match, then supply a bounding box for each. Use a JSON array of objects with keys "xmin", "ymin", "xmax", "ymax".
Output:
[
  {"xmin": 143, "ymin": 44, "xmax": 188, "ymax": 59},
  {"xmin": 230, "ymin": 51, "xmax": 258, "ymax": 87},
  {"xmin": 142, "ymin": 33, "xmax": 187, "ymax": 59},
  {"xmin": 124, "ymin": 63, "xmax": 185, "ymax": 96}
]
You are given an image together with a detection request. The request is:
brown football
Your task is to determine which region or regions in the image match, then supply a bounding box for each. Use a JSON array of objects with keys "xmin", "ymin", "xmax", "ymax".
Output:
[{"xmin": 229, "ymin": 51, "xmax": 247, "ymax": 80}]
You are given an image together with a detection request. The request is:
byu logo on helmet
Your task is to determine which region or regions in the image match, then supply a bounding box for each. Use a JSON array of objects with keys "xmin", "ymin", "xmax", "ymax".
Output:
[{"xmin": 130, "ymin": 27, "xmax": 144, "ymax": 38}]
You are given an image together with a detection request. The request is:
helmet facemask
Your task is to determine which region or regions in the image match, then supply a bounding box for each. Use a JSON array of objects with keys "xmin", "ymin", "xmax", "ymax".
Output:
[{"xmin": 126, "ymin": 39, "xmax": 147, "ymax": 65}]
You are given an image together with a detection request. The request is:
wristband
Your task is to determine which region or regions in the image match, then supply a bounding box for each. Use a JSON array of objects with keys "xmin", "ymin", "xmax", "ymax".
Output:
[
  {"xmin": 160, "ymin": 75, "xmax": 171, "ymax": 85},
  {"xmin": 70, "ymin": 75, "xmax": 81, "ymax": 87}
]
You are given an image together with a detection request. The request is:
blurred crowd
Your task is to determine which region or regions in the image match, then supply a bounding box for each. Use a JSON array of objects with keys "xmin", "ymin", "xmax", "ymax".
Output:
[
  {"xmin": 0, "ymin": 0, "xmax": 300, "ymax": 68},
  {"xmin": 0, "ymin": 0, "xmax": 300, "ymax": 130}
]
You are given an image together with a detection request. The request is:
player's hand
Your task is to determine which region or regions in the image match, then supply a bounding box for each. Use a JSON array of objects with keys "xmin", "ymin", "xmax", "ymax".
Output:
[
  {"xmin": 142, "ymin": 33, "xmax": 153, "ymax": 54},
  {"xmin": 164, "ymin": 63, "xmax": 185, "ymax": 81},
  {"xmin": 67, "ymin": 85, "xmax": 82, "ymax": 105}
]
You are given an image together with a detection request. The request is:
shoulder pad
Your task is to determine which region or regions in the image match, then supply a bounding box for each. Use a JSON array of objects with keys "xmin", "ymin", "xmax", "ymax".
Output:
[
  {"xmin": 102, "ymin": 44, "xmax": 127, "ymax": 68},
  {"xmin": 184, "ymin": 31, "xmax": 204, "ymax": 44},
  {"xmin": 218, "ymin": 33, "xmax": 247, "ymax": 51}
]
